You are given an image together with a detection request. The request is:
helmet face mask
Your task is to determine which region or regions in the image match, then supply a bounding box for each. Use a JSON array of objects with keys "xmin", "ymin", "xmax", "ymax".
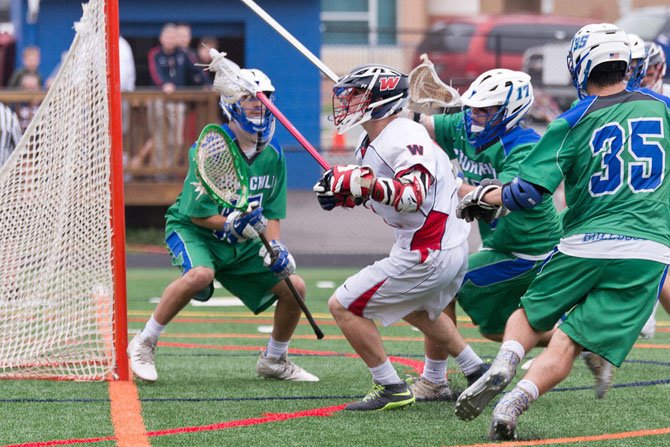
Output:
[
  {"xmin": 567, "ymin": 23, "xmax": 631, "ymax": 99},
  {"xmin": 220, "ymin": 68, "xmax": 276, "ymax": 144},
  {"xmin": 625, "ymin": 33, "xmax": 648, "ymax": 89},
  {"xmin": 332, "ymin": 64, "xmax": 409, "ymax": 133},
  {"xmin": 642, "ymin": 41, "xmax": 667, "ymax": 93},
  {"xmin": 461, "ymin": 69, "xmax": 534, "ymax": 147}
]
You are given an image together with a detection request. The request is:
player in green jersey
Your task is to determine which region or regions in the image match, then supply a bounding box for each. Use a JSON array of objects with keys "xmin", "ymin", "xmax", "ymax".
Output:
[
  {"xmin": 410, "ymin": 69, "xmax": 562, "ymax": 401},
  {"xmin": 127, "ymin": 68, "xmax": 318, "ymax": 383},
  {"xmin": 454, "ymin": 24, "xmax": 670, "ymax": 440}
]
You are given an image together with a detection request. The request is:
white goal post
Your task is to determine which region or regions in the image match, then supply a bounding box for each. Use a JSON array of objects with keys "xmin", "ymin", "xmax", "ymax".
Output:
[{"xmin": 0, "ymin": 0, "xmax": 128, "ymax": 381}]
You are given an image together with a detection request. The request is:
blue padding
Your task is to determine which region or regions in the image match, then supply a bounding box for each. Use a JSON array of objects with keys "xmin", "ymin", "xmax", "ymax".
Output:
[
  {"xmin": 463, "ymin": 257, "xmax": 538, "ymax": 287},
  {"xmin": 502, "ymin": 177, "xmax": 544, "ymax": 210},
  {"xmin": 166, "ymin": 231, "xmax": 192, "ymax": 272}
]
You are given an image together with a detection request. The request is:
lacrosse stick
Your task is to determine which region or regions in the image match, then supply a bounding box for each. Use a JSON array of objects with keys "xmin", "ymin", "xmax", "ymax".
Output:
[
  {"xmin": 194, "ymin": 124, "xmax": 325, "ymax": 340},
  {"xmin": 408, "ymin": 53, "xmax": 462, "ymax": 115},
  {"xmin": 239, "ymin": 0, "xmax": 339, "ymax": 83},
  {"xmin": 207, "ymin": 49, "xmax": 331, "ymax": 171}
]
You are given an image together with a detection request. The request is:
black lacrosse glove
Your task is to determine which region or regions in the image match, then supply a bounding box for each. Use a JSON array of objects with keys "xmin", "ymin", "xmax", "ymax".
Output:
[{"xmin": 456, "ymin": 179, "xmax": 507, "ymax": 223}]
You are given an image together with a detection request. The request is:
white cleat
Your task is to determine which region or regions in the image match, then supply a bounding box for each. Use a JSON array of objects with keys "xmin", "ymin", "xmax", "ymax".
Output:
[
  {"xmin": 582, "ymin": 352, "xmax": 613, "ymax": 399},
  {"xmin": 410, "ymin": 376, "xmax": 457, "ymax": 401},
  {"xmin": 127, "ymin": 333, "xmax": 158, "ymax": 382},
  {"xmin": 256, "ymin": 352, "xmax": 319, "ymax": 382},
  {"xmin": 640, "ymin": 301, "xmax": 659, "ymax": 339},
  {"xmin": 455, "ymin": 350, "xmax": 519, "ymax": 421},
  {"xmin": 489, "ymin": 388, "xmax": 531, "ymax": 441}
]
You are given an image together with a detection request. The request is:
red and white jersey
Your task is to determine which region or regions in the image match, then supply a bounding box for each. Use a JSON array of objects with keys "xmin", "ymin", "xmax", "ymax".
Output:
[{"xmin": 355, "ymin": 117, "xmax": 470, "ymax": 258}]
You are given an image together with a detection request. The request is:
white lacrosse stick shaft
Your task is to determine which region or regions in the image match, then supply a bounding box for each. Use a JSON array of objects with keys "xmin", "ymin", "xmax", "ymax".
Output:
[
  {"xmin": 240, "ymin": 0, "xmax": 339, "ymax": 83},
  {"xmin": 208, "ymin": 49, "xmax": 331, "ymax": 170}
]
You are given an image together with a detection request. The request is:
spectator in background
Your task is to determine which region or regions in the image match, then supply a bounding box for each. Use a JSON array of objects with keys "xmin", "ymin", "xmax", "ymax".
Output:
[
  {"xmin": 0, "ymin": 101, "xmax": 22, "ymax": 166},
  {"xmin": 175, "ymin": 23, "xmax": 197, "ymax": 63},
  {"xmin": 119, "ymin": 35, "xmax": 136, "ymax": 180},
  {"xmin": 14, "ymin": 72, "xmax": 41, "ymax": 133},
  {"xmin": 119, "ymin": 36, "xmax": 136, "ymax": 93},
  {"xmin": 9, "ymin": 46, "xmax": 42, "ymax": 88},
  {"xmin": 194, "ymin": 36, "xmax": 219, "ymax": 86},
  {"xmin": 143, "ymin": 23, "xmax": 202, "ymax": 177}
]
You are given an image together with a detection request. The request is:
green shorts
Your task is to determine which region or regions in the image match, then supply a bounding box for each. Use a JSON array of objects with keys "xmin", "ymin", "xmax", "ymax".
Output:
[
  {"xmin": 458, "ymin": 250, "xmax": 545, "ymax": 335},
  {"xmin": 521, "ymin": 250, "xmax": 667, "ymax": 367},
  {"xmin": 165, "ymin": 224, "xmax": 280, "ymax": 314}
]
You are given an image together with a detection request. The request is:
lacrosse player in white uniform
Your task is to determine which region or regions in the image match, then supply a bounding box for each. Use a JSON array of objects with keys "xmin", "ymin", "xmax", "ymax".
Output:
[{"xmin": 313, "ymin": 64, "xmax": 486, "ymax": 411}]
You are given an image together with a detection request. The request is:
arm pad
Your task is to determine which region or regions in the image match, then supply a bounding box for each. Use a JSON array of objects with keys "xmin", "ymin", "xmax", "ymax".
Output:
[{"xmin": 501, "ymin": 177, "xmax": 545, "ymax": 211}]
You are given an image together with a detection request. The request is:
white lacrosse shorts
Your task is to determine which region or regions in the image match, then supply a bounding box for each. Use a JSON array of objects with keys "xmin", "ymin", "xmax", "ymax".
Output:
[{"xmin": 335, "ymin": 241, "xmax": 468, "ymax": 326}]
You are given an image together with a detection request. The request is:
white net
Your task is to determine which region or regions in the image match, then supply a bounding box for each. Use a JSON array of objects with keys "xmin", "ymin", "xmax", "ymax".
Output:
[{"xmin": 0, "ymin": 0, "xmax": 116, "ymax": 380}]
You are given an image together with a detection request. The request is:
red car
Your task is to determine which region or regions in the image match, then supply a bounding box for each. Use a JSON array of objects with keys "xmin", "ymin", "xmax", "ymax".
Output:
[{"xmin": 414, "ymin": 14, "xmax": 592, "ymax": 93}]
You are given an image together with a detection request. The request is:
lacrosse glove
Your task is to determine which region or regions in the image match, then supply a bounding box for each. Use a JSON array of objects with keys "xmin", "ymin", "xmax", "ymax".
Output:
[
  {"xmin": 313, "ymin": 170, "xmax": 362, "ymax": 211},
  {"xmin": 219, "ymin": 206, "xmax": 267, "ymax": 244},
  {"xmin": 456, "ymin": 179, "xmax": 507, "ymax": 223},
  {"xmin": 259, "ymin": 240, "xmax": 296, "ymax": 280}
]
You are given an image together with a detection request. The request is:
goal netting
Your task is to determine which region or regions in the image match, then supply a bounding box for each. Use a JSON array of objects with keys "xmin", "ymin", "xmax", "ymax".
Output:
[{"xmin": 0, "ymin": 0, "xmax": 125, "ymax": 380}]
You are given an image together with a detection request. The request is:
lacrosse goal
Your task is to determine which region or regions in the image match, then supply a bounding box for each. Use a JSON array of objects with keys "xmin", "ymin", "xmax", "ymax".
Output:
[{"xmin": 0, "ymin": 0, "xmax": 127, "ymax": 380}]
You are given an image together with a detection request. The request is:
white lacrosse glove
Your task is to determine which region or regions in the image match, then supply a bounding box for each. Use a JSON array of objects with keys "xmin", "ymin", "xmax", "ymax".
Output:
[
  {"xmin": 456, "ymin": 179, "xmax": 507, "ymax": 223},
  {"xmin": 220, "ymin": 205, "xmax": 267, "ymax": 245},
  {"xmin": 259, "ymin": 240, "xmax": 296, "ymax": 280}
]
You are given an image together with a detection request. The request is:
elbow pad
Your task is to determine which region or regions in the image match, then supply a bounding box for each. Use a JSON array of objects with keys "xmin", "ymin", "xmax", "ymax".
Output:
[
  {"xmin": 370, "ymin": 167, "xmax": 432, "ymax": 213},
  {"xmin": 501, "ymin": 177, "xmax": 544, "ymax": 210}
]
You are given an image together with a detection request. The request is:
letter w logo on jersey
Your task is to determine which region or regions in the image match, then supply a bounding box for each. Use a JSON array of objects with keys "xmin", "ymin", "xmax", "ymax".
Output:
[
  {"xmin": 406, "ymin": 144, "xmax": 424, "ymax": 155},
  {"xmin": 379, "ymin": 76, "xmax": 401, "ymax": 91}
]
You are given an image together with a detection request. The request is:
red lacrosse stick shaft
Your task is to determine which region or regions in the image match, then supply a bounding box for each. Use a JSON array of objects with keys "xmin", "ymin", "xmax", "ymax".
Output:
[{"xmin": 255, "ymin": 91, "xmax": 331, "ymax": 170}]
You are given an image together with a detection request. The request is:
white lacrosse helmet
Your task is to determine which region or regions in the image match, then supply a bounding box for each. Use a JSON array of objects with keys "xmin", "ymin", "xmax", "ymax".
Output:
[
  {"xmin": 626, "ymin": 33, "xmax": 648, "ymax": 89},
  {"xmin": 220, "ymin": 68, "xmax": 276, "ymax": 143},
  {"xmin": 332, "ymin": 64, "xmax": 409, "ymax": 134},
  {"xmin": 644, "ymin": 41, "xmax": 667, "ymax": 93},
  {"xmin": 567, "ymin": 23, "xmax": 631, "ymax": 99},
  {"xmin": 461, "ymin": 69, "xmax": 534, "ymax": 147}
]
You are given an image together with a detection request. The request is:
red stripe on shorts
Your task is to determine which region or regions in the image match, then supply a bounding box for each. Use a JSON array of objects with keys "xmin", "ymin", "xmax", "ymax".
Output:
[
  {"xmin": 349, "ymin": 279, "xmax": 387, "ymax": 317},
  {"xmin": 410, "ymin": 210, "xmax": 448, "ymax": 262}
]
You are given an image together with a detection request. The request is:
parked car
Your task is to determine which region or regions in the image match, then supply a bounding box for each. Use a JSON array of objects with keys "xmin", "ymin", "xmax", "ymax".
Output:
[
  {"xmin": 414, "ymin": 14, "xmax": 591, "ymax": 93},
  {"xmin": 616, "ymin": 6, "xmax": 670, "ymax": 80}
]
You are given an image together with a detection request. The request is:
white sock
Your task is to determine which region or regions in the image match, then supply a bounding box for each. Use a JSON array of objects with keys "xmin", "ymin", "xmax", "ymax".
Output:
[
  {"xmin": 140, "ymin": 315, "xmax": 165, "ymax": 341},
  {"xmin": 370, "ymin": 359, "xmax": 402, "ymax": 385},
  {"xmin": 422, "ymin": 356, "xmax": 448, "ymax": 384},
  {"xmin": 517, "ymin": 379, "xmax": 539, "ymax": 401},
  {"xmin": 500, "ymin": 340, "xmax": 526, "ymax": 361},
  {"xmin": 455, "ymin": 345, "xmax": 484, "ymax": 376},
  {"xmin": 265, "ymin": 337, "xmax": 290, "ymax": 359}
]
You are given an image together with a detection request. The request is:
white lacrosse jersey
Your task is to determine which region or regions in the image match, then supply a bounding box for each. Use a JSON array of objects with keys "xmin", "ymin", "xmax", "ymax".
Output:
[{"xmin": 355, "ymin": 117, "xmax": 470, "ymax": 260}]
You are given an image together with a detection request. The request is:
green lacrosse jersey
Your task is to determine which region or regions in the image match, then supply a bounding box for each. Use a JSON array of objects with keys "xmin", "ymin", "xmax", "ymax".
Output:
[
  {"xmin": 518, "ymin": 89, "xmax": 670, "ymax": 246},
  {"xmin": 165, "ymin": 124, "xmax": 287, "ymax": 239},
  {"xmin": 434, "ymin": 112, "xmax": 561, "ymax": 256}
]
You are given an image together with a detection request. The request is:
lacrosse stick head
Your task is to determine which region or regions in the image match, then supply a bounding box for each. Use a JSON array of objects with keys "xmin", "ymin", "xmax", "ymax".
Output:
[
  {"xmin": 332, "ymin": 64, "xmax": 408, "ymax": 133},
  {"xmin": 194, "ymin": 124, "xmax": 250, "ymax": 210},
  {"xmin": 408, "ymin": 53, "xmax": 462, "ymax": 115},
  {"xmin": 461, "ymin": 69, "xmax": 534, "ymax": 147}
]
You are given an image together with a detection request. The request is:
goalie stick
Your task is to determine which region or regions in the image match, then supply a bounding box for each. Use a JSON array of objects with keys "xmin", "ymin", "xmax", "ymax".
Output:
[
  {"xmin": 194, "ymin": 124, "xmax": 325, "ymax": 340},
  {"xmin": 206, "ymin": 49, "xmax": 331, "ymax": 171}
]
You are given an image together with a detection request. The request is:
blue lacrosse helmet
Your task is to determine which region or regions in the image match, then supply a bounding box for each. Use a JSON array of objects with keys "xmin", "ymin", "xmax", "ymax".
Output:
[{"xmin": 220, "ymin": 68, "xmax": 276, "ymax": 144}]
